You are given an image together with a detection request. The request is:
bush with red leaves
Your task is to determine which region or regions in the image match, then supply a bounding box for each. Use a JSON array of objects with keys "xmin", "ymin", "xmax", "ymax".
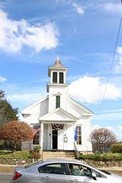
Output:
[{"xmin": 2, "ymin": 120, "xmax": 33, "ymax": 151}]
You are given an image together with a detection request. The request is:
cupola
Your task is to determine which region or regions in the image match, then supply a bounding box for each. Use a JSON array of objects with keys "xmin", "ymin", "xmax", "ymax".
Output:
[{"xmin": 47, "ymin": 57, "xmax": 68, "ymax": 92}]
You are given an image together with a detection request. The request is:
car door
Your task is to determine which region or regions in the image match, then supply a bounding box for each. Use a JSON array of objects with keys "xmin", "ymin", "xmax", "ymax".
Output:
[
  {"xmin": 38, "ymin": 162, "xmax": 70, "ymax": 183},
  {"xmin": 68, "ymin": 163, "xmax": 107, "ymax": 183}
]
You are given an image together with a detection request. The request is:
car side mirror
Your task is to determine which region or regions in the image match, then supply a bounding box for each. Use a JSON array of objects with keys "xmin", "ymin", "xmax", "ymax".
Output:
[{"xmin": 91, "ymin": 172, "xmax": 97, "ymax": 180}]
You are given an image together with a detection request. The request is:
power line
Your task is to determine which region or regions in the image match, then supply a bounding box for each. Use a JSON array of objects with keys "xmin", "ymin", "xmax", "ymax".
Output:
[{"xmin": 96, "ymin": 17, "xmax": 122, "ymax": 115}]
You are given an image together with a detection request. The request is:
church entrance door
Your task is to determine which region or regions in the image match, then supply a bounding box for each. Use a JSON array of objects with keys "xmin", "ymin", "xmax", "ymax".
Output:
[{"xmin": 52, "ymin": 129, "xmax": 58, "ymax": 149}]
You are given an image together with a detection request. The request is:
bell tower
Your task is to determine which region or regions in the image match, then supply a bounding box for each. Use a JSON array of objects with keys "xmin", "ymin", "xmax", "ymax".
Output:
[{"xmin": 47, "ymin": 58, "xmax": 68, "ymax": 112}]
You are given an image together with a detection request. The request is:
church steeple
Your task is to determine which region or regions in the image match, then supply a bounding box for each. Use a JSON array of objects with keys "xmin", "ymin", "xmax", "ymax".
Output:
[
  {"xmin": 47, "ymin": 58, "xmax": 68, "ymax": 92},
  {"xmin": 53, "ymin": 56, "xmax": 64, "ymax": 67},
  {"xmin": 47, "ymin": 58, "xmax": 68, "ymax": 112}
]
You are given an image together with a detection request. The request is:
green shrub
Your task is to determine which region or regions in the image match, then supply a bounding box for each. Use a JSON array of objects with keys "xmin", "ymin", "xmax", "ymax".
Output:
[
  {"xmin": 0, "ymin": 150, "xmax": 30, "ymax": 159},
  {"xmin": 0, "ymin": 150, "xmax": 41, "ymax": 164},
  {"xmin": 111, "ymin": 143, "xmax": 122, "ymax": 153},
  {"xmin": 79, "ymin": 153, "xmax": 122, "ymax": 161},
  {"xmin": 29, "ymin": 151, "xmax": 41, "ymax": 159},
  {"xmin": 33, "ymin": 145, "xmax": 41, "ymax": 153},
  {"xmin": 29, "ymin": 145, "xmax": 41, "ymax": 160}
]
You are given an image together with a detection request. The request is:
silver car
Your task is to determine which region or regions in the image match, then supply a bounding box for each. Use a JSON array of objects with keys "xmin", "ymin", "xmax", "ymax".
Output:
[{"xmin": 11, "ymin": 158, "xmax": 122, "ymax": 183}]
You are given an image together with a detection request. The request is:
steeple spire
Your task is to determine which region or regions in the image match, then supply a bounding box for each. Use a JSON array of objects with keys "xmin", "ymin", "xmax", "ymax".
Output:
[{"xmin": 53, "ymin": 57, "xmax": 64, "ymax": 68}]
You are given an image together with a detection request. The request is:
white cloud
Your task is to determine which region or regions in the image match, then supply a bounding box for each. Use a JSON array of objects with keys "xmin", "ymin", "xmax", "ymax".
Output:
[
  {"xmin": 0, "ymin": 76, "xmax": 7, "ymax": 82},
  {"xmin": 92, "ymin": 124, "xmax": 113, "ymax": 132},
  {"xmin": 92, "ymin": 124, "xmax": 101, "ymax": 130},
  {"xmin": 0, "ymin": 9, "xmax": 59, "ymax": 53},
  {"xmin": 117, "ymin": 47, "xmax": 122, "ymax": 54},
  {"xmin": 104, "ymin": 3, "xmax": 122, "ymax": 13},
  {"xmin": 72, "ymin": 3, "xmax": 84, "ymax": 15},
  {"xmin": 114, "ymin": 47, "xmax": 122, "ymax": 73},
  {"xmin": 112, "ymin": 126, "xmax": 122, "ymax": 140},
  {"xmin": 91, "ymin": 124, "xmax": 122, "ymax": 140},
  {"xmin": 118, "ymin": 126, "xmax": 122, "ymax": 131},
  {"xmin": 7, "ymin": 93, "xmax": 42, "ymax": 102},
  {"xmin": 114, "ymin": 59, "xmax": 122, "ymax": 73},
  {"xmin": 68, "ymin": 76, "xmax": 121, "ymax": 104}
]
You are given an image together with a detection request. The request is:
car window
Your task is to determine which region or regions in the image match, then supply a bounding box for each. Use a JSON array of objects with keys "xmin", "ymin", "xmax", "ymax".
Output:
[
  {"xmin": 38, "ymin": 163, "xmax": 68, "ymax": 175},
  {"xmin": 68, "ymin": 163, "xmax": 88, "ymax": 176},
  {"xmin": 68, "ymin": 163, "xmax": 105, "ymax": 178},
  {"xmin": 91, "ymin": 169, "xmax": 106, "ymax": 178}
]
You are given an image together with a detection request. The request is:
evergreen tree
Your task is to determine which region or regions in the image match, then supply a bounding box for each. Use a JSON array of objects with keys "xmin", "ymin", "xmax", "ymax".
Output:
[{"xmin": 0, "ymin": 90, "xmax": 18, "ymax": 127}]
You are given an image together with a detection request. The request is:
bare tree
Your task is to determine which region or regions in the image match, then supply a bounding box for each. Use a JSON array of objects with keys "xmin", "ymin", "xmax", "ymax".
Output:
[{"xmin": 90, "ymin": 128, "xmax": 117, "ymax": 153}]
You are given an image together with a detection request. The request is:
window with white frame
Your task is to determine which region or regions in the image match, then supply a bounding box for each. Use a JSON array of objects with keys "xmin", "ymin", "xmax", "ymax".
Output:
[
  {"xmin": 56, "ymin": 95, "xmax": 60, "ymax": 108},
  {"xmin": 53, "ymin": 72, "xmax": 57, "ymax": 83},
  {"xmin": 76, "ymin": 126, "xmax": 82, "ymax": 145},
  {"xmin": 59, "ymin": 72, "xmax": 64, "ymax": 83}
]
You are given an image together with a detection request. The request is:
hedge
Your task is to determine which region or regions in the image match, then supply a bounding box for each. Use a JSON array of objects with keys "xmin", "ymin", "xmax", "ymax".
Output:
[
  {"xmin": 111, "ymin": 143, "xmax": 122, "ymax": 153},
  {"xmin": 79, "ymin": 153, "xmax": 122, "ymax": 161},
  {"xmin": 0, "ymin": 150, "xmax": 30, "ymax": 159},
  {"xmin": 0, "ymin": 150, "xmax": 41, "ymax": 165}
]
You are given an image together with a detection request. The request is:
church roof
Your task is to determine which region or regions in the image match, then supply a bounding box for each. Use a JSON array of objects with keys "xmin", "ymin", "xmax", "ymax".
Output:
[
  {"xmin": 21, "ymin": 96, "xmax": 48, "ymax": 114},
  {"xmin": 39, "ymin": 107, "xmax": 78, "ymax": 124},
  {"xmin": 68, "ymin": 96, "xmax": 93, "ymax": 116}
]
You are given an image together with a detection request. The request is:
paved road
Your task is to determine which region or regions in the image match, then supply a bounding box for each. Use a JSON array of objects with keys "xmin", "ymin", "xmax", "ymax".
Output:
[{"xmin": 0, "ymin": 174, "xmax": 12, "ymax": 183}]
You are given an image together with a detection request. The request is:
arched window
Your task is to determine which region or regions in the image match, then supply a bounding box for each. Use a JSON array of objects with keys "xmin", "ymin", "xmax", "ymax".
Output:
[
  {"xmin": 53, "ymin": 72, "xmax": 57, "ymax": 83},
  {"xmin": 59, "ymin": 72, "xmax": 64, "ymax": 83}
]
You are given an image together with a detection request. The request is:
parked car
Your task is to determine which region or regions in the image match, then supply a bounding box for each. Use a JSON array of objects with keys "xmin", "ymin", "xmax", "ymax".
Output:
[{"xmin": 10, "ymin": 158, "xmax": 122, "ymax": 183}]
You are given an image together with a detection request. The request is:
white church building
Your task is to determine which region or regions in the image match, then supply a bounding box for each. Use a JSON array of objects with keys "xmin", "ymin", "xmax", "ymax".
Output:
[{"xmin": 21, "ymin": 58, "xmax": 93, "ymax": 154}]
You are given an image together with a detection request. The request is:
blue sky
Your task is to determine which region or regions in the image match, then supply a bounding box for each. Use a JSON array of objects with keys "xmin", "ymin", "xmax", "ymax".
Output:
[{"xmin": 0, "ymin": 0, "xmax": 122, "ymax": 140}]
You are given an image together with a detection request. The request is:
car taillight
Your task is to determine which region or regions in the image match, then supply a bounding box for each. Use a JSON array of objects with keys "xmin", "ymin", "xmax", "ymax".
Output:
[{"xmin": 13, "ymin": 171, "xmax": 22, "ymax": 180}]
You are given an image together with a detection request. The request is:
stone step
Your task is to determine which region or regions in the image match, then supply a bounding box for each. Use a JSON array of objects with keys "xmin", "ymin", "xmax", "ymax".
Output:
[{"xmin": 43, "ymin": 151, "xmax": 76, "ymax": 160}]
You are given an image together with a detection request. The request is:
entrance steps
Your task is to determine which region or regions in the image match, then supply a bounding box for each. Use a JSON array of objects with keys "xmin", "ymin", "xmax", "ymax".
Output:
[{"xmin": 42, "ymin": 150, "xmax": 76, "ymax": 160}]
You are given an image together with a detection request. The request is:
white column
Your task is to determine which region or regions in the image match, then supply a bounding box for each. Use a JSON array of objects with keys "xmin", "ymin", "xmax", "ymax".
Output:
[
  {"xmin": 64, "ymin": 72, "xmax": 66, "ymax": 83},
  {"xmin": 57, "ymin": 71, "xmax": 59, "ymax": 83},
  {"xmin": 51, "ymin": 72, "xmax": 53, "ymax": 83},
  {"xmin": 39, "ymin": 121, "xmax": 43, "ymax": 159}
]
